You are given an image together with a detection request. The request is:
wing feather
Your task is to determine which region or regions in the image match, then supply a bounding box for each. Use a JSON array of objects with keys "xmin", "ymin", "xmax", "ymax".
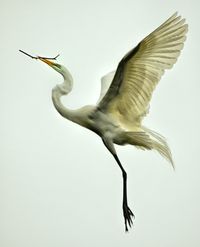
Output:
[
  {"xmin": 97, "ymin": 71, "xmax": 115, "ymax": 103},
  {"xmin": 98, "ymin": 13, "xmax": 188, "ymax": 129}
]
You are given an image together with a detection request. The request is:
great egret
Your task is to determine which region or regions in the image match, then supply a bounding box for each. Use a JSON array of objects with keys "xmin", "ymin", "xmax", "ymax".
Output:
[{"xmin": 20, "ymin": 12, "xmax": 188, "ymax": 232}]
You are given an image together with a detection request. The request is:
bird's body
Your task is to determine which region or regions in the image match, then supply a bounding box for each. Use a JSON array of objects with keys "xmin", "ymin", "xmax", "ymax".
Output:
[{"xmin": 21, "ymin": 12, "xmax": 188, "ymax": 232}]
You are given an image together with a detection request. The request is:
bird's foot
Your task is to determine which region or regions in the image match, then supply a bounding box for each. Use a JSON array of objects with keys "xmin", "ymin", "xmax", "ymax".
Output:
[{"xmin": 123, "ymin": 203, "xmax": 135, "ymax": 232}]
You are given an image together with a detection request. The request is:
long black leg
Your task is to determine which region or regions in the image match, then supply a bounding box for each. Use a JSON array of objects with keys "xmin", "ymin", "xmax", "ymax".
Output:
[
  {"xmin": 102, "ymin": 138, "xmax": 134, "ymax": 231},
  {"xmin": 113, "ymin": 154, "xmax": 134, "ymax": 231}
]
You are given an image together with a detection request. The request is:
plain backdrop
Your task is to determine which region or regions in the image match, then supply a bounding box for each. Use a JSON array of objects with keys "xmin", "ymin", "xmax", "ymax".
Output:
[{"xmin": 0, "ymin": 0, "xmax": 199, "ymax": 246}]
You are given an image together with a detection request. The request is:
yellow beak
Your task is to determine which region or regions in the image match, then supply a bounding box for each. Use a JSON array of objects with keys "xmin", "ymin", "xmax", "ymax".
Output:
[{"xmin": 39, "ymin": 57, "xmax": 55, "ymax": 66}]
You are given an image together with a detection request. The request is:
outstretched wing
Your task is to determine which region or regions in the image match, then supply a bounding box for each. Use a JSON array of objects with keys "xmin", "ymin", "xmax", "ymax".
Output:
[
  {"xmin": 98, "ymin": 13, "xmax": 188, "ymax": 129},
  {"xmin": 97, "ymin": 71, "xmax": 115, "ymax": 103}
]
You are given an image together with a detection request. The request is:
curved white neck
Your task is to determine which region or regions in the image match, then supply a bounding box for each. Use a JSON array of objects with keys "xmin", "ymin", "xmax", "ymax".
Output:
[{"xmin": 51, "ymin": 69, "xmax": 77, "ymax": 122}]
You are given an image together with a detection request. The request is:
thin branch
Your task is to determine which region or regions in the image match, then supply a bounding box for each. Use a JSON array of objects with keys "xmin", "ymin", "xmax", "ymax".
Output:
[
  {"xmin": 39, "ymin": 54, "xmax": 60, "ymax": 60},
  {"xmin": 19, "ymin": 49, "xmax": 37, "ymax": 59},
  {"xmin": 19, "ymin": 49, "xmax": 60, "ymax": 60}
]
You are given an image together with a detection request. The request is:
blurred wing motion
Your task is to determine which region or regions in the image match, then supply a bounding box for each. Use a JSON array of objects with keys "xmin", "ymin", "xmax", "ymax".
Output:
[{"xmin": 98, "ymin": 12, "xmax": 188, "ymax": 129}]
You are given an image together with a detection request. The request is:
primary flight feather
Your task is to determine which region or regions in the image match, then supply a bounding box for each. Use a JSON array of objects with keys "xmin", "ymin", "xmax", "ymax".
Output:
[
  {"xmin": 99, "ymin": 12, "xmax": 187, "ymax": 126},
  {"xmin": 20, "ymin": 12, "xmax": 188, "ymax": 232}
]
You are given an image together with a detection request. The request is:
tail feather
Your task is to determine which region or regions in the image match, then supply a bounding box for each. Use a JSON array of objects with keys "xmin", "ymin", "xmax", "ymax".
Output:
[
  {"xmin": 142, "ymin": 126, "xmax": 174, "ymax": 168},
  {"xmin": 124, "ymin": 127, "xmax": 174, "ymax": 167}
]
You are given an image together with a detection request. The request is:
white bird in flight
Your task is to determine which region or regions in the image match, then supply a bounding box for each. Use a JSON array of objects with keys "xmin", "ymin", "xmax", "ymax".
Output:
[{"xmin": 20, "ymin": 12, "xmax": 188, "ymax": 232}]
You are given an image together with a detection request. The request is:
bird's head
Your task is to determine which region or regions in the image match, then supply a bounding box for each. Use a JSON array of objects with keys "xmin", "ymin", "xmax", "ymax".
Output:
[
  {"xmin": 19, "ymin": 50, "xmax": 72, "ymax": 85},
  {"xmin": 39, "ymin": 58, "xmax": 64, "ymax": 74},
  {"xmin": 39, "ymin": 57, "xmax": 73, "ymax": 84}
]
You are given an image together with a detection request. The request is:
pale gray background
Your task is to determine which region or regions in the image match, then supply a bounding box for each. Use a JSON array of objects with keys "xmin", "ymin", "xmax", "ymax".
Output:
[{"xmin": 0, "ymin": 0, "xmax": 199, "ymax": 246}]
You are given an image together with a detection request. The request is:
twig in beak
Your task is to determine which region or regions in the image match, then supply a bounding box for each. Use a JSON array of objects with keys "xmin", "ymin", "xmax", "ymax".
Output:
[{"xmin": 19, "ymin": 49, "xmax": 60, "ymax": 60}]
